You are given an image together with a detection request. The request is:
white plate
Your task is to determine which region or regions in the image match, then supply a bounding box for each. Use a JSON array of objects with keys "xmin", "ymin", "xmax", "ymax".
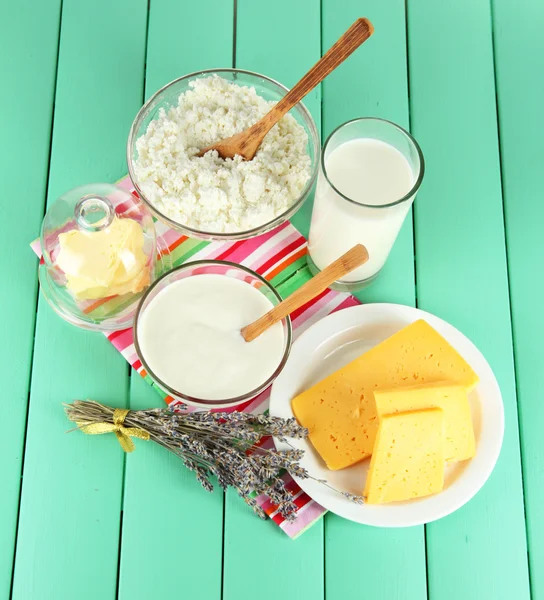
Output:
[{"xmin": 269, "ymin": 303, "xmax": 504, "ymax": 527}]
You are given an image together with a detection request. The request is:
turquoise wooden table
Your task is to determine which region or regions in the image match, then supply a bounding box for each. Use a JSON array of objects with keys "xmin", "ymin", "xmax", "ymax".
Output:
[{"xmin": 2, "ymin": 0, "xmax": 542, "ymax": 598}]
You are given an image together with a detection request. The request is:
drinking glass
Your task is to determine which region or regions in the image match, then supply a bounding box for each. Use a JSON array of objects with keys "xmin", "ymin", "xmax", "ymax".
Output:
[{"xmin": 307, "ymin": 118, "xmax": 424, "ymax": 290}]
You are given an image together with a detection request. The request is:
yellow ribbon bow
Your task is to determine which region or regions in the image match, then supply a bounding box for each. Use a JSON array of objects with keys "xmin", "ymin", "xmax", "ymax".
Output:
[{"xmin": 77, "ymin": 408, "xmax": 150, "ymax": 453}]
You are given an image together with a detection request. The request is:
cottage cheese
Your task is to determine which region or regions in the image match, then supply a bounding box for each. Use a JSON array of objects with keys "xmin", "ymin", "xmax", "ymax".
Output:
[{"xmin": 133, "ymin": 76, "xmax": 312, "ymax": 233}]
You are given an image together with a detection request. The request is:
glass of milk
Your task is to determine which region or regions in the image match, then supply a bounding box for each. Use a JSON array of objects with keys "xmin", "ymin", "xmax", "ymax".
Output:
[{"xmin": 308, "ymin": 118, "xmax": 424, "ymax": 289}]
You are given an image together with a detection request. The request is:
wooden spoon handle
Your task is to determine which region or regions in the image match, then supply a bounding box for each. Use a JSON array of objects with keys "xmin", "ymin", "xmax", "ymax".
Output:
[
  {"xmin": 241, "ymin": 244, "xmax": 369, "ymax": 343},
  {"xmin": 258, "ymin": 18, "xmax": 374, "ymax": 134}
]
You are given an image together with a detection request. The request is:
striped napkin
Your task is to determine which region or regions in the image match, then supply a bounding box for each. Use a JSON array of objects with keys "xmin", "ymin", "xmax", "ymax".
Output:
[{"xmin": 32, "ymin": 176, "xmax": 360, "ymax": 538}]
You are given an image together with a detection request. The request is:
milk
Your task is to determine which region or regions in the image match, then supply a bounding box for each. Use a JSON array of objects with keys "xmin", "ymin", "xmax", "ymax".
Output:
[
  {"xmin": 136, "ymin": 274, "xmax": 285, "ymax": 400},
  {"xmin": 309, "ymin": 138, "xmax": 416, "ymax": 283}
]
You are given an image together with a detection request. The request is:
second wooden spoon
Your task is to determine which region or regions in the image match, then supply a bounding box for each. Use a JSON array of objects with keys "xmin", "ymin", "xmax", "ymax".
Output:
[
  {"xmin": 198, "ymin": 18, "xmax": 374, "ymax": 161},
  {"xmin": 241, "ymin": 244, "xmax": 369, "ymax": 343}
]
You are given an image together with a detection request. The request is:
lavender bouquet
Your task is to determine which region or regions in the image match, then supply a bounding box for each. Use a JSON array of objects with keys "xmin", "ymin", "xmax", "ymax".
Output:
[{"xmin": 65, "ymin": 400, "xmax": 363, "ymax": 523}]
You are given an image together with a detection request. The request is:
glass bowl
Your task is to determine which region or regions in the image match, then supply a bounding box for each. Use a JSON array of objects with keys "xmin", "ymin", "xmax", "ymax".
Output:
[
  {"xmin": 39, "ymin": 183, "xmax": 158, "ymax": 332},
  {"xmin": 127, "ymin": 68, "xmax": 320, "ymax": 241},
  {"xmin": 133, "ymin": 260, "xmax": 293, "ymax": 408}
]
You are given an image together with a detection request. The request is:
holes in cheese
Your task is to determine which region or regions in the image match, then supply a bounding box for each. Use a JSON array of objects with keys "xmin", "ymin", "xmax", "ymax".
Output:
[
  {"xmin": 374, "ymin": 382, "xmax": 475, "ymax": 462},
  {"xmin": 364, "ymin": 408, "xmax": 445, "ymax": 504},
  {"xmin": 291, "ymin": 319, "xmax": 479, "ymax": 471}
]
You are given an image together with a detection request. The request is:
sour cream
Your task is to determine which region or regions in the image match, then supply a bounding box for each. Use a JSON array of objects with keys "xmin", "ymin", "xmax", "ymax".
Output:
[{"xmin": 136, "ymin": 273, "xmax": 285, "ymax": 400}]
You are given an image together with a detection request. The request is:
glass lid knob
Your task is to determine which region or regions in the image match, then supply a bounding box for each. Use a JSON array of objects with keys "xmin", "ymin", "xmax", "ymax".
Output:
[{"xmin": 74, "ymin": 194, "xmax": 115, "ymax": 232}]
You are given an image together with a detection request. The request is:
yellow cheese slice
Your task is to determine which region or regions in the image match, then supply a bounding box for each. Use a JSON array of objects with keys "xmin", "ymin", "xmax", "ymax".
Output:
[
  {"xmin": 291, "ymin": 319, "xmax": 478, "ymax": 470},
  {"xmin": 364, "ymin": 408, "xmax": 445, "ymax": 504},
  {"xmin": 374, "ymin": 382, "xmax": 475, "ymax": 462}
]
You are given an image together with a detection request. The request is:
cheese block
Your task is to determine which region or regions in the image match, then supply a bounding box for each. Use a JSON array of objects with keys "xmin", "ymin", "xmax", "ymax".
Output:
[
  {"xmin": 364, "ymin": 408, "xmax": 445, "ymax": 504},
  {"xmin": 374, "ymin": 382, "xmax": 475, "ymax": 462},
  {"xmin": 291, "ymin": 319, "xmax": 478, "ymax": 470}
]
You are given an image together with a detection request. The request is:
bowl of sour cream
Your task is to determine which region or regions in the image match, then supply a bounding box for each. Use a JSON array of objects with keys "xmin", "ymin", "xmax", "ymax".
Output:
[{"xmin": 133, "ymin": 260, "xmax": 292, "ymax": 408}]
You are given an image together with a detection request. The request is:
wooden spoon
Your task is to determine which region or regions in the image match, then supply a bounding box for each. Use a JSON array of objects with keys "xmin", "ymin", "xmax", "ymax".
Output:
[
  {"xmin": 241, "ymin": 244, "xmax": 369, "ymax": 343},
  {"xmin": 198, "ymin": 18, "xmax": 374, "ymax": 161}
]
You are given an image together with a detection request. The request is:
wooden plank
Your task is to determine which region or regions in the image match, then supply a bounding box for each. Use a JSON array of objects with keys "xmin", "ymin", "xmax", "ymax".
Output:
[
  {"xmin": 117, "ymin": 1, "xmax": 232, "ymax": 597},
  {"xmin": 232, "ymin": 0, "xmax": 321, "ymax": 240},
  {"xmin": 321, "ymin": 3, "xmax": 426, "ymax": 600},
  {"xmin": 222, "ymin": 3, "xmax": 325, "ymax": 600},
  {"xmin": 118, "ymin": 375, "xmax": 224, "ymax": 599},
  {"xmin": 492, "ymin": 0, "xmax": 544, "ymax": 595},
  {"xmin": 10, "ymin": 1, "xmax": 148, "ymax": 598},
  {"xmin": 0, "ymin": 1, "xmax": 61, "ymax": 596},
  {"xmin": 407, "ymin": 0, "xmax": 530, "ymax": 598},
  {"xmin": 322, "ymin": 0, "xmax": 416, "ymax": 308},
  {"xmin": 143, "ymin": 0, "xmax": 234, "ymax": 98}
]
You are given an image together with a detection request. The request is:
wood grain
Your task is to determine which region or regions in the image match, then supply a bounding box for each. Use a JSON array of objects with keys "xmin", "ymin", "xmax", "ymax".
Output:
[
  {"xmin": 241, "ymin": 245, "xmax": 368, "ymax": 342},
  {"xmin": 320, "ymin": 4, "xmax": 425, "ymax": 600},
  {"xmin": 492, "ymin": 0, "xmax": 544, "ymax": 595},
  {"xmin": 199, "ymin": 18, "xmax": 374, "ymax": 160},
  {"xmin": 117, "ymin": 1, "xmax": 231, "ymax": 598},
  {"xmin": 10, "ymin": 0, "xmax": 147, "ymax": 598},
  {"xmin": 0, "ymin": 0, "xmax": 61, "ymax": 596},
  {"xmin": 409, "ymin": 0, "xmax": 530, "ymax": 598},
  {"xmin": 4, "ymin": 1, "xmax": 537, "ymax": 599},
  {"xmin": 223, "ymin": 3, "xmax": 325, "ymax": 600}
]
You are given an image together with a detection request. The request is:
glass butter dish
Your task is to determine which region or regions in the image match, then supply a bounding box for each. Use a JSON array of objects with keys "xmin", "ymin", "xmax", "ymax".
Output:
[{"xmin": 39, "ymin": 183, "xmax": 157, "ymax": 331}]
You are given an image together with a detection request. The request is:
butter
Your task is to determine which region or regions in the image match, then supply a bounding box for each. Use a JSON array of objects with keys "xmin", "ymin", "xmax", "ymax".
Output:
[
  {"xmin": 57, "ymin": 217, "xmax": 149, "ymax": 300},
  {"xmin": 374, "ymin": 382, "xmax": 475, "ymax": 462},
  {"xmin": 66, "ymin": 264, "xmax": 151, "ymax": 300},
  {"xmin": 291, "ymin": 320, "xmax": 479, "ymax": 470},
  {"xmin": 364, "ymin": 408, "xmax": 445, "ymax": 504}
]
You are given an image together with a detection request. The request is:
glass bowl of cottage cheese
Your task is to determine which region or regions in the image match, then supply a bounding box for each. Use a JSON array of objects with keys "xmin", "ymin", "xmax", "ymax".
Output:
[{"xmin": 127, "ymin": 69, "xmax": 320, "ymax": 240}]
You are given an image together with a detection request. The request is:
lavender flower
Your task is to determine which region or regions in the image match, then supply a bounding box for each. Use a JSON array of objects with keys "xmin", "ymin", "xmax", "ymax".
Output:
[{"xmin": 64, "ymin": 400, "xmax": 364, "ymax": 523}]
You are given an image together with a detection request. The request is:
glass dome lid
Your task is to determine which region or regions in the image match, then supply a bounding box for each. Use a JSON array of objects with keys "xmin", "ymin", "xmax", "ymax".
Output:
[{"xmin": 39, "ymin": 183, "xmax": 157, "ymax": 331}]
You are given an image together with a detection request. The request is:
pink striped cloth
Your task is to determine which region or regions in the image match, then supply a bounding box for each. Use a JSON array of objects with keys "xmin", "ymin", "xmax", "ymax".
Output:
[{"xmin": 32, "ymin": 176, "xmax": 360, "ymax": 538}]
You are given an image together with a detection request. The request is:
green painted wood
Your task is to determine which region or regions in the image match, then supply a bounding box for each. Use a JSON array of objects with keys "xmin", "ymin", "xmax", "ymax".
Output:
[
  {"xmin": 144, "ymin": 0, "xmax": 234, "ymax": 98},
  {"xmin": 233, "ymin": 0, "xmax": 321, "ymax": 239},
  {"xmin": 3, "ymin": 2, "xmax": 534, "ymax": 599},
  {"xmin": 0, "ymin": 1, "xmax": 61, "ymax": 596},
  {"xmin": 322, "ymin": 0, "xmax": 416, "ymax": 308},
  {"xmin": 222, "ymin": 3, "xmax": 325, "ymax": 600},
  {"xmin": 224, "ymin": 491, "xmax": 325, "ymax": 596},
  {"xmin": 492, "ymin": 0, "xmax": 544, "ymax": 595},
  {"xmin": 321, "ymin": 3, "xmax": 425, "ymax": 600},
  {"xmin": 11, "ymin": 1, "xmax": 148, "ymax": 598},
  {"xmin": 119, "ymin": 375, "xmax": 224, "ymax": 599},
  {"xmin": 118, "ymin": 2, "xmax": 232, "ymax": 597},
  {"xmin": 407, "ymin": 0, "xmax": 530, "ymax": 598}
]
